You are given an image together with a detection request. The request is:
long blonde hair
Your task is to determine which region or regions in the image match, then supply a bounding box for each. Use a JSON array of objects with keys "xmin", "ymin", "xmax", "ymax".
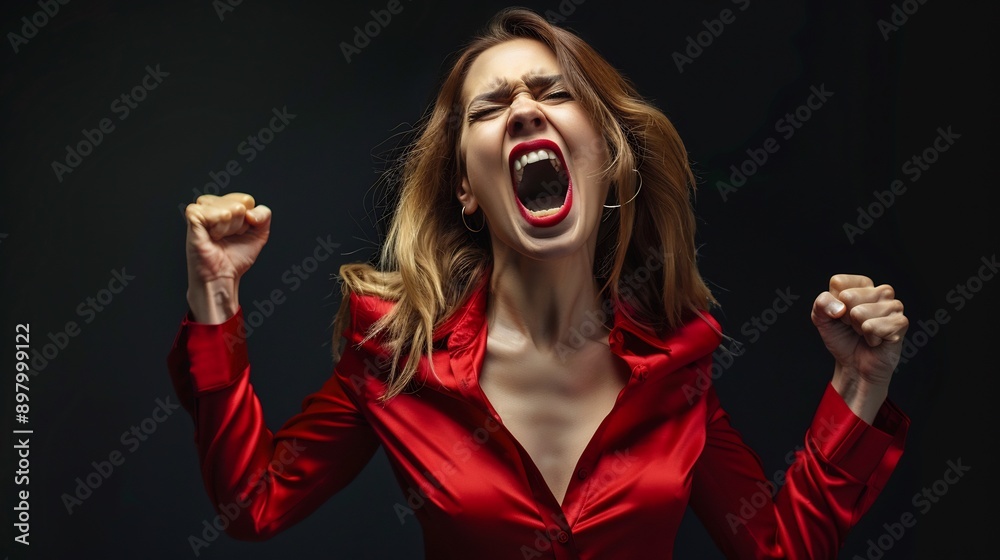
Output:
[{"xmin": 332, "ymin": 7, "xmax": 716, "ymax": 401}]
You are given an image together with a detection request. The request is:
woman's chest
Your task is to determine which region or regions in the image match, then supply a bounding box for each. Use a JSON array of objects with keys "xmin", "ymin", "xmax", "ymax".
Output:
[
  {"xmin": 352, "ymin": 336, "xmax": 711, "ymax": 535},
  {"xmin": 477, "ymin": 341, "xmax": 632, "ymax": 504}
]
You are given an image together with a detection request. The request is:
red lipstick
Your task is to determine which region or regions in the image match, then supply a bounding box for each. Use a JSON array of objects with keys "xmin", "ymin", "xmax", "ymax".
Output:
[{"xmin": 507, "ymin": 139, "xmax": 573, "ymax": 228}]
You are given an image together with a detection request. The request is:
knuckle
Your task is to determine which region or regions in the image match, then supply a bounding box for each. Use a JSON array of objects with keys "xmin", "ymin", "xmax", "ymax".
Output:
[
  {"xmin": 878, "ymin": 284, "xmax": 895, "ymax": 299},
  {"xmin": 849, "ymin": 305, "xmax": 865, "ymax": 322}
]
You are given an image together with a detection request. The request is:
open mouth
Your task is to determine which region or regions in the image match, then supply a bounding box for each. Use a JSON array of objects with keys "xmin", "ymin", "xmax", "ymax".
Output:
[{"xmin": 508, "ymin": 139, "xmax": 572, "ymax": 226}]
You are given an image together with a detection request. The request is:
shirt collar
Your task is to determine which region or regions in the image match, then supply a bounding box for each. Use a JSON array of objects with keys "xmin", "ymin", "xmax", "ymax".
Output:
[{"xmin": 422, "ymin": 267, "xmax": 722, "ymax": 397}]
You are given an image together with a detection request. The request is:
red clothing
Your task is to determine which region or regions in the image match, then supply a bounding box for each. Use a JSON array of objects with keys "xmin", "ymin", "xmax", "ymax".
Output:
[{"xmin": 167, "ymin": 272, "xmax": 908, "ymax": 559}]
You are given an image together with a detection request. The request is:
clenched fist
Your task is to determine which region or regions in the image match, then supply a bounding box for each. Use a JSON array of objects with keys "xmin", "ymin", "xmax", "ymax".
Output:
[
  {"xmin": 184, "ymin": 193, "xmax": 271, "ymax": 324},
  {"xmin": 811, "ymin": 274, "xmax": 909, "ymax": 423}
]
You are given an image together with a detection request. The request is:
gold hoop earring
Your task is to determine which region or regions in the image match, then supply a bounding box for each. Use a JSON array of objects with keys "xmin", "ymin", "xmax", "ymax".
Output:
[
  {"xmin": 604, "ymin": 168, "xmax": 643, "ymax": 209},
  {"xmin": 461, "ymin": 205, "xmax": 484, "ymax": 233}
]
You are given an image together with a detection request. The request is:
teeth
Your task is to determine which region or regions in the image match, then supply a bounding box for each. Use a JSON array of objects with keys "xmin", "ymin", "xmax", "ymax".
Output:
[
  {"xmin": 526, "ymin": 207, "xmax": 561, "ymax": 217},
  {"xmin": 513, "ymin": 149, "xmax": 562, "ymax": 184}
]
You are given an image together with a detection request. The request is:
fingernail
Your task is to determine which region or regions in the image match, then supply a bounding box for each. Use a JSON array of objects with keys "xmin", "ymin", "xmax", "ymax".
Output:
[{"xmin": 826, "ymin": 300, "xmax": 845, "ymax": 315}]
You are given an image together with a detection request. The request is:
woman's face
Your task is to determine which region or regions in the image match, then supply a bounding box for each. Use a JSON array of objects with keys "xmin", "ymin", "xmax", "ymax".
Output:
[{"xmin": 457, "ymin": 38, "xmax": 610, "ymax": 260}]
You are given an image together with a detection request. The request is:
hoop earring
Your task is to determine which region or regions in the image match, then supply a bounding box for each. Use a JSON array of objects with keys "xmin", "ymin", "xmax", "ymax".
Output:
[
  {"xmin": 604, "ymin": 168, "xmax": 643, "ymax": 209},
  {"xmin": 461, "ymin": 205, "xmax": 484, "ymax": 233}
]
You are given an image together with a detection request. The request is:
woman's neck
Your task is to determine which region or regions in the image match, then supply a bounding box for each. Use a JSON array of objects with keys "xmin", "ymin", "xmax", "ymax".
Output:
[{"xmin": 486, "ymin": 242, "xmax": 609, "ymax": 355}]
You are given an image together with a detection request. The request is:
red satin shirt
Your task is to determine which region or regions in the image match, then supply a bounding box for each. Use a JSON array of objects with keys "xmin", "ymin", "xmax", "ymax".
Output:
[{"xmin": 167, "ymin": 272, "xmax": 908, "ymax": 559}]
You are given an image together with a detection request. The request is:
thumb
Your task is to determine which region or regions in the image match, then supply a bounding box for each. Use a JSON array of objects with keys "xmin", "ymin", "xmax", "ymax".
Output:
[
  {"xmin": 810, "ymin": 291, "xmax": 846, "ymax": 328},
  {"xmin": 246, "ymin": 204, "xmax": 272, "ymax": 230}
]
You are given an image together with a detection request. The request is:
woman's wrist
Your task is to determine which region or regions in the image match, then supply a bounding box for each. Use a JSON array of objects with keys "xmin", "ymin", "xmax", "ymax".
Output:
[
  {"xmin": 186, "ymin": 277, "xmax": 240, "ymax": 325},
  {"xmin": 831, "ymin": 365, "xmax": 889, "ymax": 425}
]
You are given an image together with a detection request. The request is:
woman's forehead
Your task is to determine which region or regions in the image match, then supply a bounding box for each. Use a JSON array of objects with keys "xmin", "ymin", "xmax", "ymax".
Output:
[{"xmin": 461, "ymin": 39, "xmax": 560, "ymax": 100}]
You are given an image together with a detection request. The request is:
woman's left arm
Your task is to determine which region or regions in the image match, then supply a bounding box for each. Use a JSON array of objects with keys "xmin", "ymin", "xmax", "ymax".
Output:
[
  {"xmin": 687, "ymin": 274, "xmax": 911, "ymax": 559},
  {"xmin": 812, "ymin": 274, "xmax": 909, "ymax": 424}
]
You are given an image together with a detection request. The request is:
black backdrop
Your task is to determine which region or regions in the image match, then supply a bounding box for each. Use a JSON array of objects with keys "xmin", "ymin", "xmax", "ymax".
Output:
[{"xmin": 2, "ymin": 1, "xmax": 996, "ymax": 558}]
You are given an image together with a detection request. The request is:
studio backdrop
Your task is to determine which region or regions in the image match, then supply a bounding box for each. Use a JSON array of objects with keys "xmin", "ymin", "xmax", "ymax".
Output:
[{"xmin": 1, "ymin": 1, "xmax": 995, "ymax": 558}]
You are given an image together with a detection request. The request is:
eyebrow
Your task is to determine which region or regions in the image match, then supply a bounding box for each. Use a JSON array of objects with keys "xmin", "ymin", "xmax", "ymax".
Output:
[{"xmin": 467, "ymin": 73, "xmax": 565, "ymax": 108}]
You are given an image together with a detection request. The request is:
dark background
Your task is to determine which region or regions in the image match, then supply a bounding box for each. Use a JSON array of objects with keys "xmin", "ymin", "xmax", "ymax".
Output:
[{"xmin": 2, "ymin": 0, "xmax": 995, "ymax": 558}]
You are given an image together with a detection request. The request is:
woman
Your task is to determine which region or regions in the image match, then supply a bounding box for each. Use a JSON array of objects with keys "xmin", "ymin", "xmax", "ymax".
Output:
[{"xmin": 168, "ymin": 7, "xmax": 909, "ymax": 559}]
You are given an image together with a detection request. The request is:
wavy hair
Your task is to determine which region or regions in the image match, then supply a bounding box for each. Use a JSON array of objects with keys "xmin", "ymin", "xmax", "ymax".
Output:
[{"xmin": 332, "ymin": 7, "xmax": 716, "ymax": 401}]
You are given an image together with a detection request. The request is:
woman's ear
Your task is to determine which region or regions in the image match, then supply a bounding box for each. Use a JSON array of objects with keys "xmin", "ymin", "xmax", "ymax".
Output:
[{"xmin": 457, "ymin": 177, "xmax": 478, "ymax": 213}]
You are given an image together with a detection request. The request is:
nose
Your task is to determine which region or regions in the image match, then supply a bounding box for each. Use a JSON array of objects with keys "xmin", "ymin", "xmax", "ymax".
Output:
[{"xmin": 506, "ymin": 93, "xmax": 546, "ymax": 137}]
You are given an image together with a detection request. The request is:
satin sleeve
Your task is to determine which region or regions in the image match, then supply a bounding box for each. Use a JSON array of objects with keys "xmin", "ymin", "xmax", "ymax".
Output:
[
  {"xmin": 166, "ymin": 306, "xmax": 381, "ymax": 540},
  {"xmin": 689, "ymin": 381, "xmax": 909, "ymax": 559}
]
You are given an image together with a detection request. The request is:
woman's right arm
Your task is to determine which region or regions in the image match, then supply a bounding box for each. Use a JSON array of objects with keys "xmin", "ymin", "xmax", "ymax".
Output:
[{"xmin": 168, "ymin": 193, "xmax": 380, "ymax": 540}]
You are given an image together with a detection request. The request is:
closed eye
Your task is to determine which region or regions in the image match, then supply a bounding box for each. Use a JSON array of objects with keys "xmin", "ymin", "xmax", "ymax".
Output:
[
  {"xmin": 467, "ymin": 106, "xmax": 501, "ymax": 123},
  {"xmin": 543, "ymin": 90, "xmax": 573, "ymax": 101},
  {"xmin": 466, "ymin": 89, "xmax": 572, "ymax": 123}
]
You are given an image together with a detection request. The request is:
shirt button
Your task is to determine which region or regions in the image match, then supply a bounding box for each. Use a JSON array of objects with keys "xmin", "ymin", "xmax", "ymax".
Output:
[
  {"xmin": 633, "ymin": 365, "xmax": 648, "ymax": 381},
  {"xmin": 557, "ymin": 531, "xmax": 569, "ymax": 543},
  {"xmin": 576, "ymin": 467, "xmax": 589, "ymax": 480},
  {"xmin": 612, "ymin": 330, "xmax": 624, "ymax": 344}
]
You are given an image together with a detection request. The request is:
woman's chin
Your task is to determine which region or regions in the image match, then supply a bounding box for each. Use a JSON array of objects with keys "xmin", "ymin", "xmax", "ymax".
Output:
[{"xmin": 500, "ymin": 207, "xmax": 598, "ymax": 260}]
